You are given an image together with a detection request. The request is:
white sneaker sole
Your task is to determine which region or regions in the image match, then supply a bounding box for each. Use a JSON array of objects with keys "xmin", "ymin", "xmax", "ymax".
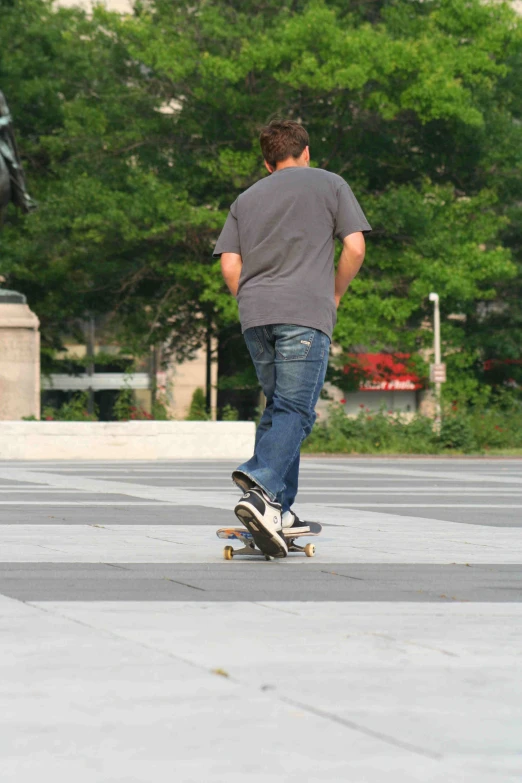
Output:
[
  {"xmin": 282, "ymin": 526, "xmax": 311, "ymax": 535},
  {"xmin": 234, "ymin": 502, "xmax": 288, "ymax": 558}
]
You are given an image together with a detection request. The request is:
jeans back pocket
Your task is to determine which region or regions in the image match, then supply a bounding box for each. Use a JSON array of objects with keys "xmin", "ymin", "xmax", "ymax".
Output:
[{"xmin": 274, "ymin": 325, "xmax": 316, "ymax": 361}]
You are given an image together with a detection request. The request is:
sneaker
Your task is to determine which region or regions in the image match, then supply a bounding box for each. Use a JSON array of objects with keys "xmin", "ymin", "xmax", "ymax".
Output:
[
  {"xmin": 234, "ymin": 488, "xmax": 288, "ymax": 558},
  {"xmin": 232, "ymin": 470, "xmax": 256, "ymax": 493},
  {"xmin": 281, "ymin": 511, "xmax": 310, "ymax": 535}
]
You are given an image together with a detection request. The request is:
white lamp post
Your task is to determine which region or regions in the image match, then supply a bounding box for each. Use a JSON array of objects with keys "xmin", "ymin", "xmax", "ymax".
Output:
[{"xmin": 428, "ymin": 292, "xmax": 445, "ymax": 433}]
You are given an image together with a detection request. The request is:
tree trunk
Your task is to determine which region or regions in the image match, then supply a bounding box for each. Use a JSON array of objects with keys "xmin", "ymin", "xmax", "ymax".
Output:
[
  {"xmin": 85, "ymin": 314, "xmax": 95, "ymax": 415},
  {"xmin": 205, "ymin": 314, "xmax": 212, "ymax": 415}
]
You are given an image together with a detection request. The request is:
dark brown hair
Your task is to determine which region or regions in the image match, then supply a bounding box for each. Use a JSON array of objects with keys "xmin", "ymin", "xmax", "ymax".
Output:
[{"xmin": 259, "ymin": 119, "xmax": 309, "ymax": 168}]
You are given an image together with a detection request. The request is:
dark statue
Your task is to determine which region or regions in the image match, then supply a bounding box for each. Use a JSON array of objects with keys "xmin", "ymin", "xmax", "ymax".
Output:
[{"xmin": 0, "ymin": 89, "xmax": 36, "ymax": 223}]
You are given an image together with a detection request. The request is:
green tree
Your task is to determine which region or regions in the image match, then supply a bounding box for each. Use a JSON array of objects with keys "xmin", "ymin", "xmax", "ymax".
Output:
[
  {"xmin": 0, "ymin": 0, "xmax": 231, "ymax": 361},
  {"xmin": 185, "ymin": 387, "xmax": 209, "ymax": 421},
  {"xmin": 1, "ymin": 0, "xmax": 521, "ymax": 404},
  {"xmin": 104, "ymin": 0, "xmax": 522, "ymax": 398}
]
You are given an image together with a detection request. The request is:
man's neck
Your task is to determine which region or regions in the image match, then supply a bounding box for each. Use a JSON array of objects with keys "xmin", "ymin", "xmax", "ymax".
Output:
[{"xmin": 274, "ymin": 158, "xmax": 308, "ymax": 171}]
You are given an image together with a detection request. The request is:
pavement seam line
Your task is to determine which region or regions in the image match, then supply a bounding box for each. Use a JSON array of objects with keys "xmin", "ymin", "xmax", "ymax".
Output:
[
  {"xmin": 21, "ymin": 598, "xmax": 230, "ymax": 675},
  {"xmin": 322, "ymin": 570, "xmax": 365, "ymax": 581},
  {"xmin": 162, "ymin": 576, "xmax": 206, "ymax": 592},
  {"xmin": 278, "ymin": 696, "xmax": 442, "ymax": 760}
]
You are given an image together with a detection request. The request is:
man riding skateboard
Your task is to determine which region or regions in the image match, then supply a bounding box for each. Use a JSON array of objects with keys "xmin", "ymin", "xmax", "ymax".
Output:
[{"xmin": 213, "ymin": 119, "xmax": 371, "ymax": 557}]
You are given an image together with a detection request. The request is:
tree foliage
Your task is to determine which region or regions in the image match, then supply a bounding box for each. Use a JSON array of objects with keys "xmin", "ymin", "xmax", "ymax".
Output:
[{"xmin": 1, "ymin": 0, "xmax": 521, "ymax": 400}]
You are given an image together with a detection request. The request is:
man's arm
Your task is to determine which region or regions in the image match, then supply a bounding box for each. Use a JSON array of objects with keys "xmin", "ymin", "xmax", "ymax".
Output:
[
  {"xmin": 220, "ymin": 252, "xmax": 243, "ymax": 297},
  {"xmin": 334, "ymin": 232, "xmax": 366, "ymax": 308}
]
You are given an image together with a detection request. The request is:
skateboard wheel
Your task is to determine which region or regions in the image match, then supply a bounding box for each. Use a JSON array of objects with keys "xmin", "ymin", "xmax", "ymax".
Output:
[
  {"xmin": 223, "ymin": 546, "xmax": 234, "ymax": 560},
  {"xmin": 304, "ymin": 543, "xmax": 315, "ymax": 558}
]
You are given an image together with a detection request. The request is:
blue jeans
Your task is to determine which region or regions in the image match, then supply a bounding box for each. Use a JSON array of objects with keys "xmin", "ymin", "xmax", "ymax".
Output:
[{"xmin": 236, "ymin": 324, "xmax": 330, "ymax": 512}]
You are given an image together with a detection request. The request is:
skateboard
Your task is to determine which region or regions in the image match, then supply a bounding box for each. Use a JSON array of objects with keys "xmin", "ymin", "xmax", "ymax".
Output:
[{"xmin": 216, "ymin": 521, "xmax": 322, "ymax": 561}]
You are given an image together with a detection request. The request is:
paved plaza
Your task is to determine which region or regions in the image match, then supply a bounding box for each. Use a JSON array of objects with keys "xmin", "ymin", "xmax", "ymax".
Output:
[{"xmin": 1, "ymin": 457, "xmax": 521, "ymax": 781}]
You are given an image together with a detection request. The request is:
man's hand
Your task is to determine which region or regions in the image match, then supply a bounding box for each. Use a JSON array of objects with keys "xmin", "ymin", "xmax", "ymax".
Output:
[
  {"xmin": 334, "ymin": 232, "xmax": 366, "ymax": 308},
  {"xmin": 220, "ymin": 252, "xmax": 243, "ymax": 297}
]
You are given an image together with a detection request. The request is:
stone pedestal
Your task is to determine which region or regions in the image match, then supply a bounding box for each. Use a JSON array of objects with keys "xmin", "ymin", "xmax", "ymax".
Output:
[
  {"xmin": 418, "ymin": 388, "xmax": 437, "ymax": 419},
  {"xmin": 0, "ymin": 291, "xmax": 40, "ymax": 420}
]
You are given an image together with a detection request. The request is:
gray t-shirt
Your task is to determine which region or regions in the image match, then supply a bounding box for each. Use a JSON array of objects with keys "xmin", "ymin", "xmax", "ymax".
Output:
[{"xmin": 212, "ymin": 166, "xmax": 371, "ymax": 339}]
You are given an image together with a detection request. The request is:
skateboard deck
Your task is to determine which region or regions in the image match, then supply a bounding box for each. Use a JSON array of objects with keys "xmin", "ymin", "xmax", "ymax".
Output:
[{"xmin": 217, "ymin": 521, "xmax": 322, "ymax": 560}]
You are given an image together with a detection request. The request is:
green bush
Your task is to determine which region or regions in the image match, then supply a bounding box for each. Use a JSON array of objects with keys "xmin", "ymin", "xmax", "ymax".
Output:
[
  {"xmin": 462, "ymin": 405, "xmax": 522, "ymax": 452},
  {"xmin": 113, "ymin": 388, "xmax": 153, "ymax": 421},
  {"xmin": 306, "ymin": 404, "xmax": 439, "ymax": 454},
  {"xmin": 41, "ymin": 392, "xmax": 98, "ymax": 421},
  {"xmin": 439, "ymin": 415, "xmax": 477, "ymax": 452},
  {"xmin": 303, "ymin": 400, "xmax": 522, "ymax": 455},
  {"xmin": 221, "ymin": 404, "xmax": 239, "ymax": 421},
  {"xmin": 151, "ymin": 399, "xmax": 170, "ymax": 421},
  {"xmin": 185, "ymin": 388, "xmax": 209, "ymax": 421}
]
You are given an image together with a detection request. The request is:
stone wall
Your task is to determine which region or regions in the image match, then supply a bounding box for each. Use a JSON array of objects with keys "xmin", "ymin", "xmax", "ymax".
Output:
[
  {"xmin": 0, "ymin": 299, "xmax": 40, "ymax": 420},
  {"xmin": 0, "ymin": 421, "xmax": 255, "ymax": 460}
]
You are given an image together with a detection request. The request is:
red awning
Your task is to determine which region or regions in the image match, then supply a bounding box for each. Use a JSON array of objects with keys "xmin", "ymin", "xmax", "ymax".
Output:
[{"xmin": 343, "ymin": 353, "xmax": 423, "ymax": 392}]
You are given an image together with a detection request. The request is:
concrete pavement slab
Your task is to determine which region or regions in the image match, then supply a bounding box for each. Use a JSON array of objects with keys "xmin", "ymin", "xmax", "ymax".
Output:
[
  {"xmin": 0, "ymin": 515, "xmax": 521, "ymax": 563},
  {"xmin": 1, "ymin": 562, "xmax": 521, "ymax": 602},
  {"xmin": 1, "ymin": 458, "xmax": 521, "ymax": 782},
  {"xmin": 18, "ymin": 599, "xmax": 520, "ymax": 782},
  {"xmin": 2, "ymin": 595, "xmax": 492, "ymax": 783}
]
